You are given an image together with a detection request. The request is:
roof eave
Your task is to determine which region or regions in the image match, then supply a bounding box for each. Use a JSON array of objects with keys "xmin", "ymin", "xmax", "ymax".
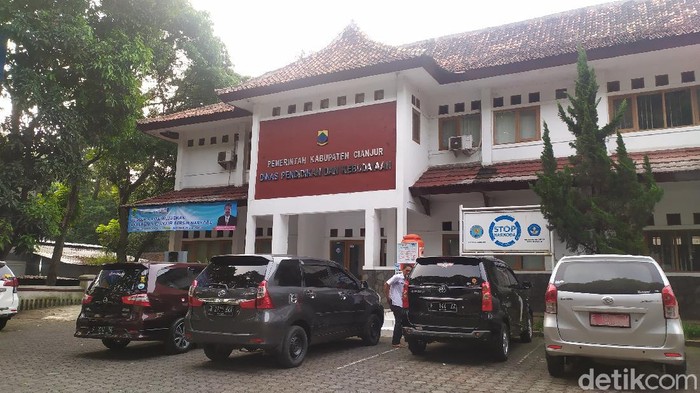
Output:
[
  {"xmin": 218, "ymin": 56, "xmax": 446, "ymax": 103},
  {"xmin": 136, "ymin": 107, "xmax": 252, "ymax": 133}
]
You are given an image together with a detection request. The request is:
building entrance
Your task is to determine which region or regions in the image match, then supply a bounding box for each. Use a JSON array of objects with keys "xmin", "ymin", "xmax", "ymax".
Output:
[{"xmin": 330, "ymin": 240, "xmax": 364, "ymax": 279}]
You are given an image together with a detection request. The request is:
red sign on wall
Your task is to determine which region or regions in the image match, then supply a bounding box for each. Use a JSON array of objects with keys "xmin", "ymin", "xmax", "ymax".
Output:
[{"xmin": 256, "ymin": 102, "xmax": 396, "ymax": 199}]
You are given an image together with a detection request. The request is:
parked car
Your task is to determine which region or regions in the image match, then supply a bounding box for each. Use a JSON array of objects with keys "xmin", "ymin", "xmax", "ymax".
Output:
[
  {"xmin": 403, "ymin": 255, "xmax": 533, "ymax": 361},
  {"xmin": 75, "ymin": 262, "xmax": 204, "ymax": 354},
  {"xmin": 544, "ymin": 254, "xmax": 686, "ymax": 376},
  {"xmin": 0, "ymin": 262, "xmax": 20, "ymax": 331},
  {"xmin": 185, "ymin": 254, "xmax": 384, "ymax": 368}
]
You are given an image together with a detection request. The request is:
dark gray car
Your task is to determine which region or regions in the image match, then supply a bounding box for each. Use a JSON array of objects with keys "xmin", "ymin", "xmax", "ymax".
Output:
[{"xmin": 185, "ymin": 254, "xmax": 384, "ymax": 368}]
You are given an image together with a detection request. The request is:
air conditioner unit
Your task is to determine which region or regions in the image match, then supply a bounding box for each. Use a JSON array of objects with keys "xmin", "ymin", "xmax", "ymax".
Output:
[
  {"xmin": 449, "ymin": 135, "xmax": 473, "ymax": 151},
  {"xmin": 164, "ymin": 251, "xmax": 188, "ymax": 263},
  {"xmin": 217, "ymin": 150, "xmax": 237, "ymax": 169}
]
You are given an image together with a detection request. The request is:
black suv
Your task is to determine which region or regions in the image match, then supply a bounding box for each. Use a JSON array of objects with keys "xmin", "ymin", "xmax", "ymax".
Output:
[
  {"xmin": 185, "ymin": 254, "xmax": 384, "ymax": 368},
  {"xmin": 75, "ymin": 262, "xmax": 204, "ymax": 354},
  {"xmin": 403, "ymin": 256, "xmax": 533, "ymax": 361}
]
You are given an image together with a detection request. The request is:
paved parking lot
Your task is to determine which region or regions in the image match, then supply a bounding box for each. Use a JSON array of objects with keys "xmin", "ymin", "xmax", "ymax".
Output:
[{"xmin": 2, "ymin": 306, "xmax": 699, "ymax": 392}]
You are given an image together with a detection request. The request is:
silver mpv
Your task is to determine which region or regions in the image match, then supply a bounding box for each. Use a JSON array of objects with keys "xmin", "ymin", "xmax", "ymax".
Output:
[{"xmin": 544, "ymin": 255, "xmax": 686, "ymax": 376}]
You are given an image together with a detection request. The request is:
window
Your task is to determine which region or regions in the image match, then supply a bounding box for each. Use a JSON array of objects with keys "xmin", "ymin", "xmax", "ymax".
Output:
[
  {"xmin": 355, "ymin": 93, "xmax": 364, "ymax": 104},
  {"xmin": 493, "ymin": 107, "xmax": 539, "ymax": 145},
  {"xmin": 155, "ymin": 266, "xmax": 202, "ymax": 291},
  {"xmin": 302, "ymin": 265, "xmax": 331, "ymax": 288},
  {"xmin": 439, "ymin": 113, "xmax": 481, "ymax": 150},
  {"xmin": 412, "ymin": 109, "xmax": 420, "ymax": 143},
  {"xmin": 337, "ymin": 96, "xmax": 346, "ymax": 106},
  {"xmin": 304, "ymin": 102, "xmax": 312, "ymax": 111},
  {"xmin": 287, "ymin": 104, "xmax": 296, "ymax": 114},
  {"xmin": 320, "ymin": 98, "xmax": 329, "ymax": 109},
  {"xmin": 273, "ymin": 260, "xmax": 302, "ymax": 287},
  {"xmin": 610, "ymin": 85, "xmax": 700, "ymax": 132},
  {"xmin": 374, "ymin": 90, "xmax": 384, "ymax": 100},
  {"xmin": 329, "ymin": 266, "xmax": 359, "ymax": 290},
  {"xmin": 272, "ymin": 107, "xmax": 281, "ymax": 116}
]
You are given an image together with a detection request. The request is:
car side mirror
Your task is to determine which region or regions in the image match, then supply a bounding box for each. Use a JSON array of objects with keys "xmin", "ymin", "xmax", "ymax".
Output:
[
  {"xmin": 361, "ymin": 280, "xmax": 369, "ymax": 289},
  {"xmin": 521, "ymin": 281, "xmax": 532, "ymax": 289}
]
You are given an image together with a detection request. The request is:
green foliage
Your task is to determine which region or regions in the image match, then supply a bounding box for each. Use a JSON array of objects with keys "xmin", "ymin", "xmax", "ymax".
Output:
[
  {"xmin": 532, "ymin": 49, "xmax": 663, "ymax": 254},
  {"xmin": 96, "ymin": 219, "xmax": 120, "ymax": 252},
  {"xmin": 83, "ymin": 253, "xmax": 118, "ymax": 266},
  {"xmin": 684, "ymin": 322, "xmax": 700, "ymax": 339}
]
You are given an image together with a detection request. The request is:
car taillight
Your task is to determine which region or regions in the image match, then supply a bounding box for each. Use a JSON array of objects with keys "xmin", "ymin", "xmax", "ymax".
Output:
[
  {"xmin": 3, "ymin": 277, "xmax": 18, "ymax": 293},
  {"xmin": 121, "ymin": 293, "xmax": 151, "ymax": 307},
  {"xmin": 544, "ymin": 283, "xmax": 557, "ymax": 314},
  {"xmin": 402, "ymin": 280, "xmax": 409, "ymax": 308},
  {"xmin": 81, "ymin": 294, "xmax": 93, "ymax": 305},
  {"xmin": 662, "ymin": 285, "xmax": 679, "ymax": 319},
  {"xmin": 481, "ymin": 281, "xmax": 493, "ymax": 312},
  {"xmin": 188, "ymin": 279, "xmax": 203, "ymax": 307},
  {"xmin": 240, "ymin": 280, "xmax": 274, "ymax": 309}
]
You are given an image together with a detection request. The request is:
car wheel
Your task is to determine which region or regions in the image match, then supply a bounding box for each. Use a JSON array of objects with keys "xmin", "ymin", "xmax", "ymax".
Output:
[
  {"xmin": 520, "ymin": 313, "xmax": 533, "ymax": 343},
  {"xmin": 546, "ymin": 353, "xmax": 566, "ymax": 377},
  {"xmin": 276, "ymin": 325, "xmax": 308, "ymax": 368},
  {"xmin": 101, "ymin": 338, "xmax": 130, "ymax": 350},
  {"xmin": 407, "ymin": 338, "xmax": 427, "ymax": 355},
  {"xmin": 165, "ymin": 318, "xmax": 192, "ymax": 355},
  {"xmin": 0, "ymin": 318, "xmax": 7, "ymax": 331},
  {"xmin": 492, "ymin": 323, "xmax": 509, "ymax": 362},
  {"xmin": 360, "ymin": 314, "xmax": 382, "ymax": 346},
  {"xmin": 665, "ymin": 360, "xmax": 687, "ymax": 376},
  {"xmin": 203, "ymin": 344, "xmax": 233, "ymax": 362}
]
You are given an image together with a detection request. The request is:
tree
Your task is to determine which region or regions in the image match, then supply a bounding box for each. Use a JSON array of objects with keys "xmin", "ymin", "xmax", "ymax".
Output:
[{"xmin": 532, "ymin": 49, "xmax": 663, "ymax": 255}]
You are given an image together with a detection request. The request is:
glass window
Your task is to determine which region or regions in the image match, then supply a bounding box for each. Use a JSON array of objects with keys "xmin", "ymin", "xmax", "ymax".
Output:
[
  {"xmin": 494, "ymin": 107, "xmax": 540, "ymax": 145},
  {"xmin": 554, "ymin": 261, "xmax": 664, "ymax": 294},
  {"xmin": 664, "ymin": 89, "xmax": 693, "ymax": 127},
  {"xmin": 494, "ymin": 111, "xmax": 516, "ymax": 144},
  {"xmin": 328, "ymin": 266, "xmax": 359, "ymax": 290},
  {"xmin": 156, "ymin": 266, "xmax": 200, "ymax": 291},
  {"xmin": 302, "ymin": 265, "xmax": 331, "ymax": 288},
  {"xmin": 412, "ymin": 109, "xmax": 420, "ymax": 143},
  {"xmin": 273, "ymin": 260, "xmax": 302, "ymax": 287},
  {"xmin": 439, "ymin": 114, "xmax": 481, "ymax": 150},
  {"xmin": 613, "ymin": 97, "xmax": 634, "ymax": 129},
  {"xmin": 610, "ymin": 86, "xmax": 700, "ymax": 132}
]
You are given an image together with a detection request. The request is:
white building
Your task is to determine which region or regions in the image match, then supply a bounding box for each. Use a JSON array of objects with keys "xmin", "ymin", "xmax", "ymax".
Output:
[{"xmin": 136, "ymin": 0, "xmax": 700, "ymax": 286}]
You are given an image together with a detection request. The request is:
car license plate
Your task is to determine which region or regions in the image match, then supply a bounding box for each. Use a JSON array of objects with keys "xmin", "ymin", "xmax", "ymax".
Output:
[
  {"xmin": 90, "ymin": 326, "xmax": 114, "ymax": 335},
  {"xmin": 590, "ymin": 313, "xmax": 630, "ymax": 328},
  {"xmin": 429, "ymin": 302, "xmax": 457, "ymax": 313},
  {"xmin": 206, "ymin": 304, "xmax": 235, "ymax": 317}
]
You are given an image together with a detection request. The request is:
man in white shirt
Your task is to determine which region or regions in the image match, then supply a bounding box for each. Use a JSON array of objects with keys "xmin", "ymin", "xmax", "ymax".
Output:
[{"xmin": 384, "ymin": 263, "xmax": 413, "ymax": 348}]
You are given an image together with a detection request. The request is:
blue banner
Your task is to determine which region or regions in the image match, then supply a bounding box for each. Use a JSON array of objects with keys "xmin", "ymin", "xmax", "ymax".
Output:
[{"xmin": 128, "ymin": 202, "xmax": 238, "ymax": 232}]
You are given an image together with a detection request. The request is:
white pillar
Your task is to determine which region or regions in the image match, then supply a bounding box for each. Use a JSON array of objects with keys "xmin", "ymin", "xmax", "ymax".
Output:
[
  {"xmin": 272, "ymin": 213, "xmax": 289, "ymax": 254},
  {"xmin": 387, "ymin": 208, "xmax": 398, "ymax": 267},
  {"xmin": 480, "ymin": 87, "xmax": 493, "ymax": 166},
  {"xmin": 244, "ymin": 214, "xmax": 256, "ymax": 254},
  {"xmin": 364, "ymin": 209, "xmax": 381, "ymax": 269}
]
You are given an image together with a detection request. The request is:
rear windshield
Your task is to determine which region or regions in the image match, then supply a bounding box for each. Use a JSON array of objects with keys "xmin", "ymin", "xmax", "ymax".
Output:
[
  {"xmin": 197, "ymin": 255, "xmax": 269, "ymax": 289},
  {"xmin": 554, "ymin": 261, "xmax": 664, "ymax": 294},
  {"xmin": 90, "ymin": 267, "xmax": 147, "ymax": 295},
  {"xmin": 411, "ymin": 257, "xmax": 484, "ymax": 286}
]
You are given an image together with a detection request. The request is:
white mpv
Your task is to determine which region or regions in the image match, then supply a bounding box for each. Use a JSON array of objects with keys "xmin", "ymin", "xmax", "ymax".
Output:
[
  {"xmin": 0, "ymin": 261, "xmax": 19, "ymax": 331},
  {"xmin": 544, "ymin": 254, "xmax": 686, "ymax": 376}
]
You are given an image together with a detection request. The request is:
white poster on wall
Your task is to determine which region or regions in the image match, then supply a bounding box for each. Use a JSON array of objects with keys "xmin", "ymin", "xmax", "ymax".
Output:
[{"xmin": 460, "ymin": 205, "xmax": 552, "ymax": 254}]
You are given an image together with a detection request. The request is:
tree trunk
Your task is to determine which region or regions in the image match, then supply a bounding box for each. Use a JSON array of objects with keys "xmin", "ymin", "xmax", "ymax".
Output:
[
  {"xmin": 116, "ymin": 205, "xmax": 129, "ymax": 263},
  {"xmin": 47, "ymin": 181, "xmax": 80, "ymax": 285}
]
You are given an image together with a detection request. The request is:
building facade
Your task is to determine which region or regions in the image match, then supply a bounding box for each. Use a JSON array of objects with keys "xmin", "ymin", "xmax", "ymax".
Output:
[{"xmin": 136, "ymin": 0, "xmax": 700, "ymax": 287}]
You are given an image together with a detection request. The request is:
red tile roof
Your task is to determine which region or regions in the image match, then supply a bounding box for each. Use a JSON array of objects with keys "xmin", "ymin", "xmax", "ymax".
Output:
[
  {"xmin": 136, "ymin": 102, "xmax": 251, "ymax": 132},
  {"xmin": 129, "ymin": 185, "xmax": 248, "ymax": 207},
  {"xmin": 410, "ymin": 147, "xmax": 700, "ymax": 196},
  {"xmin": 218, "ymin": 23, "xmax": 430, "ymax": 99},
  {"xmin": 219, "ymin": 0, "xmax": 700, "ymax": 101},
  {"xmin": 404, "ymin": 0, "xmax": 700, "ymax": 73}
]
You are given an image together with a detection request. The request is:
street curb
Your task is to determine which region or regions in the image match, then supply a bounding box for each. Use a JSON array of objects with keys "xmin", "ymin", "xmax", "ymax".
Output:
[{"xmin": 686, "ymin": 339, "xmax": 700, "ymax": 348}]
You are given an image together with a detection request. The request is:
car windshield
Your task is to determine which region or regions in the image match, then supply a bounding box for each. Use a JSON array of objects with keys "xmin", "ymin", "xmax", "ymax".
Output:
[
  {"xmin": 411, "ymin": 257, "xmax": 483, "ymax": 286},
  {"xmin": 554, "ymin": 261, "xmax": 664, "ymax": 294},
  {"xmin": 90, "ymin": 267, "xmax": 146, "ymax": 295},
  {"xmin": 198, "ymin": 256, "xmax": 269, "ymax": 289}
]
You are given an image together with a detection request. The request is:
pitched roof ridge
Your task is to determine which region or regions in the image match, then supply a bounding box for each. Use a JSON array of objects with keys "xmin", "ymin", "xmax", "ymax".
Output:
[{"xmin": 138, "ymin": 102, "xmax": 235, "ymax": 124}]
